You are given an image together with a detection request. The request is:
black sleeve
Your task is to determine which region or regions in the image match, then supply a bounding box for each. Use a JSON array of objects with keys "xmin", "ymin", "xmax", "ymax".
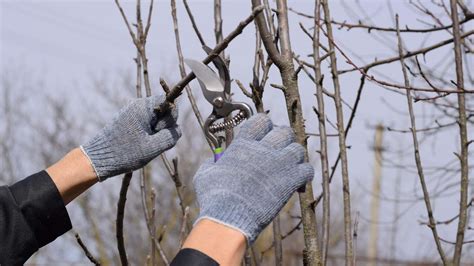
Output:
[
  {"xmin": 171, "ymin": 248, "xmax": 219, "ymax": 266},
  {"xmin": 0, "ymin": 171, "xmax": 72, "ymax": 266}
]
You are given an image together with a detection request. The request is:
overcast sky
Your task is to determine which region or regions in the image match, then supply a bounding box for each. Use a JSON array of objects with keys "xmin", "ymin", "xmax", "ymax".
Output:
[{"xmin": 1, "ymin": 0, "xmax": 473, "ymax": 263}]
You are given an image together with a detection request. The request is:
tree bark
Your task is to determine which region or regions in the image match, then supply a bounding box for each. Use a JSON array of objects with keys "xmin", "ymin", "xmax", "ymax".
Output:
[{"xmin": 252, "ymin": 1, "xmax": 322, "ymax": 265}]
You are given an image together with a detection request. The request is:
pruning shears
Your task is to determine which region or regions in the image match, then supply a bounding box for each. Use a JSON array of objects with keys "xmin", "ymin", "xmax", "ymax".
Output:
[{"xmin": 185, "ymin": 52, "xmax": 253, "ymax": 162}]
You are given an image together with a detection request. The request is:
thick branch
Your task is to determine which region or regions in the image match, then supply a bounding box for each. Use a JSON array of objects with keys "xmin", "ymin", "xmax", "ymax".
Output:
[{"xmin": 253, "ymin": 0, "xmax": 322, "ymax": 264}]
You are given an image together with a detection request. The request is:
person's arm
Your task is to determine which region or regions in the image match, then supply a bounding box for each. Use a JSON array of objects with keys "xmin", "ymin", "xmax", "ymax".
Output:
[
  {"xmin": 171, "ymin": 114, "xmax": 314, "ymax": 265},
  {"xmin": 0, "ymin": 95, "xmax": 180, "ymax": 265},
  {"xmin": 47, "ymin": 148, "xmax": 98, "ymax": 205},
  {"xmin": 170, "ymin": 219, "xmax": 245, "ymax": 266},
  {"xmin": 0, "ymin": 171, "xmax": 72, "ymax": 265},
  {"xmin": 182, "ymin": 219, "xmax": 246, "ymax": 264}
]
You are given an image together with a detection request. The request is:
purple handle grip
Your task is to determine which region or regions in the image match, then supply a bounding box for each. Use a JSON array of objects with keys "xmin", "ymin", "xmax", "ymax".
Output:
[{"xmin": 214, "ymin": 147, "xmax": 224, "ymax": 162}]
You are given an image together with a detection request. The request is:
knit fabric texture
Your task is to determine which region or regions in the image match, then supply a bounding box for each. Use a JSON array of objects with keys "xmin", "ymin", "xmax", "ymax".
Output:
[
  {"xmin": 193, "ymin": 113, "xmax": 314, "ymax": 244},
  {"xmin": 81, "ymin": 95, "xmax": 181, "ymax": 181}
]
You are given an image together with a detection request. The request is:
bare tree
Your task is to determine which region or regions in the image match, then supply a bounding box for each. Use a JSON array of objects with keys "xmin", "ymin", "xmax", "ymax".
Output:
[{"xmin": 3, "ymin": 1, "xmax": 474, "ymax": 265}]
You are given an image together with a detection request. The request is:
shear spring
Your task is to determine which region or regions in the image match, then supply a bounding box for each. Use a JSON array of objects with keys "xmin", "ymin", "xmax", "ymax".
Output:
[{"xmin": 209, "ymin": 111, "xmax": 249, "ymax": 133}]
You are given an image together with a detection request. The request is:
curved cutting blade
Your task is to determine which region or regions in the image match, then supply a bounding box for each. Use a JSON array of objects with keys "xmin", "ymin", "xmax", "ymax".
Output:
[
  {"xmin": 184, "ymin": 59, "xmax": 225, "ymax": 104},
  {"xmin": 202, "ymin": 45, "xmax": 231, "ymax": 98}
]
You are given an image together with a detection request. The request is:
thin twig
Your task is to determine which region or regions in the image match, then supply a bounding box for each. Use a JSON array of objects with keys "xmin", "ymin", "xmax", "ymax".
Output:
[
  {"xmin": 160, "ymin": 78, "xmax": 170, "ymax": 95},
  {"xmin": 250, "ymin": 23, "xmax": 266, "ymax": 113},
  {"xmin": 260, "ymin": 219, "xmax": 303, "ymax": 256},
  {"xmin": 140, "ymin": 167, "xmax": 170, "ymax": 265},
  {"xmin": 395, "ymin": 14, "xmax": 448, "ymax": 265},
  {"xmin": 339, "ymin": 29, "xmax": 474, "ymax": 74},
  {"xmin": 415, "ymin": 56, "xmax": 442, "ymax": 92},
  {"xmin": 235, "ymin": 79, "xmax": 253, "ymax": 98},
  {"xmin": 75, "ymin": 232, "xmax": 101, "ymax": 266},
  {"xmin": 214, "ymin": 0, "xmax": 224, "ymax": 49},
  {"xmin": 183, "ymin": 0, "xmax": 206, "ymax": 46},
  {"xmin": 179, "ymin": 206, "xmax": 190, "ymax": 248},
  {"xmin": 313, "ymin": 1, "xmax": 330, "ymax": 264},
  {"xmin": 321, "ymin": 0, "xmax": 354, "ymax": 264},
  {"xmin": 116, "ymin": 172, "xmax": 133, "ymax": 266},
  {"xmin": 143, "ymin": 0, "xmax": 154, "ymax": 38},
  {"xmin": 450, "ymin": 0, "xmax": 470, "ymax": 263},
  {"xmin": 420, "ymin": 198, "xmax": 474, "ymax": 225},
  {"xmin": 171, "ymin": 157, "xmax": 187, "ymax": 216},
  {"xmin": 114, "ymin": 0, "xmax": 138, "ymax": 45},
  {"xmin": 170, "ymin": 0, "xmax": 213, "ymax": 150},
  {"xmin": 115, "ymin": 0, "xmax": 154, "ymax": 96},
  {"xmin": 440, "ymin": 237, "xmax": 474, "ymax": 245},
  {"xmin": 314, "ymin": 22, "xmax": 474, "ymax": 93},
  {"xmin": 150, "ymin": 188, "xmax": 157, "ymax": 265},
  {"xmin": 314, "ymin": 75, "xmax": 366, "ymax": 206},
  {"xmin": 353, "ymin": 212, "xmax": 359, "ymax": 266},
  {"xmin": 289, "ymin": 7, "xmax": 474, "ymax": 33}
]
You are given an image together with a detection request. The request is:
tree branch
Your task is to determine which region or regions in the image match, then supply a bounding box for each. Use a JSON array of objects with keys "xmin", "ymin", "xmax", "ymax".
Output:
[
  {"xmin": 170, "ymin": 0, "xmax": 213, "ymax": 150},
  {"xmin": 183, "ymin": 0, "xmax": 206, "ymax": 46},
  {"xmin": 116, "ymin": 172, "xmax": 132, "ymax": 265},
  {"xmin": 395, "ymin": 14, "xmax": 448, "ymax": 265},
  {"xmin": 289, "ymin": 7, "xmax": 474, "ymax": 33},
  {"xmin": 339, "ymin": 29, "xmax": 474, "ymax": 74},
  {"xmin": 252, "ymin": 0, "xmax": 322, "ymax": 264},
  {"xmin": 75, "ymin": 232, "xmax": 101, "ymax": 266},
  {"xmin": 157, "ymin": 5, "xmax": 264, "ymax": 110},
  {"xmin": 450, "ymin": 0, "xmax": 470, "ymax": 263},
  {"xmin": 313, "ymin": 1, "xmax": 330, "ymax": 264},
  {"xmin": 321, "ymin": 0, "xmax": 354, "ymax": 264},
  {"xmin": 251, "ymin": 0, "xmax": 285, "ymax": 68}
]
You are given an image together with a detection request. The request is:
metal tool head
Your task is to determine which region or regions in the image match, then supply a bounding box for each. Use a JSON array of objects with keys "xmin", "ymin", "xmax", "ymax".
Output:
[
  {"xmin": 185, "ymin": 57, "xmax": 253, "ymax": 149},
  {"xmin": 202, "ymin": 45, "xmax": 231, "ymax": 98},
  {"xmin": 184, "ymin": 58, "xmax": 226, "ymax": 103},
  {"xmin": 184, "ymin": 58, "xmax": 237, "ymax": 118}
]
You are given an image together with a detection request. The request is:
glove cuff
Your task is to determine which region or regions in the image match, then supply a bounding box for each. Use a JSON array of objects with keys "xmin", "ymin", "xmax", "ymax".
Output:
[
  {"xmin": 81, "ymin": 135, "xmax": 114, "ymax": 181},
  {"xmin": 79, "ymin": 145, "xmax": 101, "ymax": 181},
  {"xmin": 197, "ymin": 196, "xmax": 261, "ymax": 244}
]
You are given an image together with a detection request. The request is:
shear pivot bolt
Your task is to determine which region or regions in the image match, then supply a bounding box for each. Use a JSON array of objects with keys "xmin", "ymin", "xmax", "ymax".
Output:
[{"xmin": 213, "ymin": 97, "xmax": 224, "ymax": 108}]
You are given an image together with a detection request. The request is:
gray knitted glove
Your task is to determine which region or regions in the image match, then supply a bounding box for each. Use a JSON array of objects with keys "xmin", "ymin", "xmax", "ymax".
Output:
[
  {"xmin": 81, "ymin": 95, "xmax": 181, "ymax": 181},
  {"xmin": 193, "ymin": 113, "xmax": 314, "ymax": 243}
]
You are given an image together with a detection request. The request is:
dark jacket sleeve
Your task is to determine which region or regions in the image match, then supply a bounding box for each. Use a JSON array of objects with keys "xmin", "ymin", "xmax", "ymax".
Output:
[
  {"xmin": 171, "ymin": 248, "xmax": 219, "ymax": 266},
  {"xmin": 0, "ymin": 171, "xmax": 72, "ymax": 266}
]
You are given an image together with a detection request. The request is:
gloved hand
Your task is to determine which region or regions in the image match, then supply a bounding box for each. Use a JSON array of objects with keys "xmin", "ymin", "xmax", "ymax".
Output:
[
  {"xmin": 193, "ymin": 113, "xmax": 314, "ymax": 244},
  {"xmin": 81, "ymin": 95, "xmax": 181, "ymax": 181}
]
